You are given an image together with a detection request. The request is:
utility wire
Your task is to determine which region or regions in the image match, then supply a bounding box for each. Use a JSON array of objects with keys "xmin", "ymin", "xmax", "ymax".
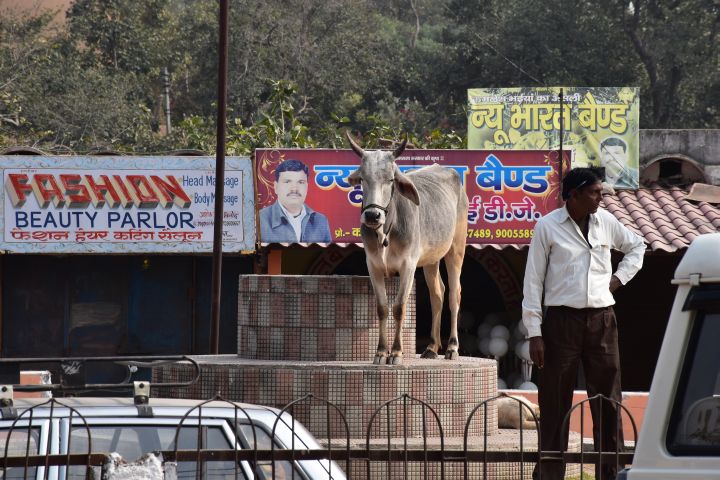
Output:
[
  {"xmin": 471, "ymin": 33, "xmax": 545, "ymax": 86},
  {"xmin": 442, "ymin": 4, "xmax": 544, "ymax": 86}
]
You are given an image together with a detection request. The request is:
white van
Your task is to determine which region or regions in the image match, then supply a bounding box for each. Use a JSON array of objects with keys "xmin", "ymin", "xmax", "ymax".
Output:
[{"xmin": 619, "ymin": 232, "xmax": 720, "ymax": 479}]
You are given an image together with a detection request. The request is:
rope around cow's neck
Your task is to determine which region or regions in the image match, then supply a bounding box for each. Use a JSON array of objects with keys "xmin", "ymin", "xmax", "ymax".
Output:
[{"xmin": 361, "ymin": 184, "xmax": 394, "ymax": 247}]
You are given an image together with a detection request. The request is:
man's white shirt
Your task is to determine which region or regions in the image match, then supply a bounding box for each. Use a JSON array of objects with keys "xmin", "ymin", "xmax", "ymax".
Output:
[
  {"xmin": 279, "ymin": 203, "xmax": 307, "ymax": 242},
  {"xmin": 521, "ymin": 205, "xmax": 645, "ymax": 338}
]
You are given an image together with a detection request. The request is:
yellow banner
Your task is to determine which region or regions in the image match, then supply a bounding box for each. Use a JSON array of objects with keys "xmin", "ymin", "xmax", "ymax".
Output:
[{"xmin": 467, "ymin": 87, "xmax": 640, "ymax": 189}]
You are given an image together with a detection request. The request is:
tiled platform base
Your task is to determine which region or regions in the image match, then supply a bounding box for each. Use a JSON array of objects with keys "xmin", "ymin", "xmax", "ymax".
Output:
[
  {"xmin": 238, "ymin": 275, "xmax": 416, "ymax": 361},
  {"xmin": 171, "ymin": 273, "xmax": 585, "ymax": 479},
  {"xmin": 152, "ymin": 354, "xmax": 497, "ymax": 439},
  {"xmin": 326, "ymin": 431, "xmax": 582, "ymax": 480}
]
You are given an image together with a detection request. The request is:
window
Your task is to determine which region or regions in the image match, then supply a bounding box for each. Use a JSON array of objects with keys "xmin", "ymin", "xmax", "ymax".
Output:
[
  {"xmin": 0, "ymin": 428, "xmax": 41, "ymax": 478},
  {"xmin": 236, "ymin": 423, "xmax": 307, "ymax": 480},
  {"xmin": 667, "ymin": 286, "xmax": 720, "ymax": 455},
  {"xmin": 659, "ymin": 159, "xmax": 682, "ymax": 182},
  {"xmin": 69, "ymin": 424, "xmax": 245, "ymax": 479}
]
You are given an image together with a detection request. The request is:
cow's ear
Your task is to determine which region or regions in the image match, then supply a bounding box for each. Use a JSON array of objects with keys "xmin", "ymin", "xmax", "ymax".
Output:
[
  {"xmin": 348, "ymin": 169, "xmax": 362, "ymax": 186},
  {"xmin": 394, "ymin": 171, "xmax": 419, "ymax": 205}
]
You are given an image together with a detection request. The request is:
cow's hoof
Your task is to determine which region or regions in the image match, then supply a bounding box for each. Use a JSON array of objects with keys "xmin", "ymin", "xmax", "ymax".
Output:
[
  {"xmin": 445, "ymin": 350, "xmax": 459, "ymax": 360},
  {"xmin": 373, "ymin": 354, "xmax": 388, "ymax": 365},
  {"xmin": 421, "ymin": 349, "xmax": 438, "ymax": 359},
  {"xmin": 389, "ymin": 355, "xmax": 403, "ymax": 365}
]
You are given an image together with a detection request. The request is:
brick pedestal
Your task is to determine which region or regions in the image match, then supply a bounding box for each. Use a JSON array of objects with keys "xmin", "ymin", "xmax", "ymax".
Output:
[{"xmin": 238, "ymin": 275, "xmax": 416, "ymax": 361}]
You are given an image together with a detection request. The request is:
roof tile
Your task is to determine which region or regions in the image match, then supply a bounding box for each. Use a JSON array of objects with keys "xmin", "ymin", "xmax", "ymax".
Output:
[{"xmin": 601, "ymin": 183, "xmax": 720, "ymax": 252}]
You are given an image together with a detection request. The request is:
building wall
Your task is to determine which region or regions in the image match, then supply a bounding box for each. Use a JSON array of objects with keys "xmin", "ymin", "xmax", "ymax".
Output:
[{"xmin": 640, "ymin": 129, "xmax": 720, "ymax": 183}]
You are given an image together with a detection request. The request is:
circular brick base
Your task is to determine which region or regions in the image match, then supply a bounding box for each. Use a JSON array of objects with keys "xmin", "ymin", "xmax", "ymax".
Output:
[{"xmin": 153, "ymin": 354, "xmax": 497, "ymax": 439}]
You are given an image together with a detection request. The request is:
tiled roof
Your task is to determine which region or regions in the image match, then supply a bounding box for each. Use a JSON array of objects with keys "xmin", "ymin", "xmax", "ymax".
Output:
[
  {"xmin": 285, "ymin": 186, "xmax": 720, "ymax": 252},
  {"xmin": 603, "ymin": 186, "xmax": 720, "ymax": 252}
]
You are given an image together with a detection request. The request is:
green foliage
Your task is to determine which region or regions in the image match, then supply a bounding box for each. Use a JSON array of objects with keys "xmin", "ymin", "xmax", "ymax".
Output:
[
  {"xmin": 66, "ymin": 0, "xmax": 176, "ymax": 74},
  {"xmin": 164, "ymin": 79, "xmax": 466, "ymax": 154},
  {"xmin": 0, "ymin": 2, "xmax": 56, "ymax": 147},
  {"xmin": 613, "ymin": 0, "xmax": 720, "ymax": 127},
  {"xmin": 0, "ymin": 0, "xmax": 716, "ymax": 153}
]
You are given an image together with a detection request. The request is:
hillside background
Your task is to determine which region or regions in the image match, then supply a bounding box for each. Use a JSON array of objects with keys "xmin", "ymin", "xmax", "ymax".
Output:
[{"xmin": 1, "ymin": 0, "xmax": 717, "ymax": 153}]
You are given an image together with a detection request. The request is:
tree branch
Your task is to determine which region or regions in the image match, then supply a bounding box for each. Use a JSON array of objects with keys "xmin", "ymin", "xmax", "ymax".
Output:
[
  {"xmin": 660, "ymin": 64, "xmax": 683, "ymax": 126},
  {"xmin": 624, "ymin": 0, "xmax": 661, "ymax": 123},
  {"xmin": 409, "ymin": 0, "xmax": 420, "ymax": 49}
]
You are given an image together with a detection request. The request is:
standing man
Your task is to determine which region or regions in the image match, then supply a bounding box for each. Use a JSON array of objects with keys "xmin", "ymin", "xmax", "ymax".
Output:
[
  {"xmin": 259, "ymin": 159, "xmax": 332, "ymax": 243},
  {"xmin": 522, "ymin": 167, "xmax": 645, "ymax": 480}
]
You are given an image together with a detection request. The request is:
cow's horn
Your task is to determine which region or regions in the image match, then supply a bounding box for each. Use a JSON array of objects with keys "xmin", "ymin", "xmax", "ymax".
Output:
[
  {"xmin": 393, "ymin": 136, "xmax": 407, "ymax": 159},
  {"xmin": 346, "ymin": 131, "xmax": 365, "ymax": 158}
]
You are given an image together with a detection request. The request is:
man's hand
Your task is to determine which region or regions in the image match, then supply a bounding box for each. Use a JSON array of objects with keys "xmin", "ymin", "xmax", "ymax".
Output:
[
  {"xmin": 529, "ymin": 336, "xmax": 544, "ymax": 369},
  {"xmin": 610, "ymin": 275, "xmax": 622, "ymax": 293}
]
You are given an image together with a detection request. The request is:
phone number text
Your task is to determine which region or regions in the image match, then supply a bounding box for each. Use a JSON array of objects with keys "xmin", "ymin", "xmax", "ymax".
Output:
[{"xmin": 467, "ymin": 228, "xmax": 534, "ymax": 240}]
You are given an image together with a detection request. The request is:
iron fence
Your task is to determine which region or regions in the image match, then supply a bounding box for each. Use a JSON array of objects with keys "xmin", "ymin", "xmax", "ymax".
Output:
[{"xmin": 0, "ymin": 392, "xmax": 637, "ymax": 480}]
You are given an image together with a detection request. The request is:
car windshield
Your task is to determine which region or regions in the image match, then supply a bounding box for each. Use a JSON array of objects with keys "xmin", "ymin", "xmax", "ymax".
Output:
[
  {"xmin": 67, "ymin": 422, "xmax": 309, "ymax": 480},
  {"xmin": 0, "ymin": 428, "xmax": 41, "ymax": 456},
  {"xmin": 69, "ymin": 425, "xmax": 233, "ymax": 458},
  {"xmin": 69, "ymin": 424, "xmax": 243, "ymax": 479},
  {"xmin": 0, "ymin": 428, "xmax": 41, "ymax": 479},
  {"xmin": 667, "ymin": 294, "xmax": 720, "ymax": 455}
]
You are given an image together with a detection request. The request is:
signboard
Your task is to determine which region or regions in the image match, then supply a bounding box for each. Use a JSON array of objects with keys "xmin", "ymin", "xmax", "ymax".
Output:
[
  {"xmin": 0, "ymin": 156, "xmax": 256, "ymax": 253},
  {"xmin": 255, "ymin": 148, "xmax": 565, "ymax": 245},
  {"xmin": 467, "ymin": 87, "xmax": 639, "ymax": 189}
]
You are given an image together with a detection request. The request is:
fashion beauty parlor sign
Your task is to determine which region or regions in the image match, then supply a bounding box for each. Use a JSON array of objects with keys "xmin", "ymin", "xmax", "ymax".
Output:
[
  {"xmin": 0, "ymin": 156, "xmax": 256, "ymax": 253},
  {"xmin": 255, "ymin": 148, "xmax": 565, "ymax": 245},
  {"xmin": 467, "ymin": 87, "xmax": 640, "ymax": 189}
]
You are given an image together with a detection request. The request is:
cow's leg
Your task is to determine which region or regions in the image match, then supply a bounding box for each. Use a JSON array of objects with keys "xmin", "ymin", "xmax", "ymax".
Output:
[
  {"xmin": 368, "ymin": 267, "xmax": 390, "ymax": 365},
  {"xmin": 421, "ymin": 261, "xmax": 444, "ymax": 359},
  {"xmin": 389, "ymin": 266, "xmax": 416, "ymax": 365},
  {"xmin": 443, "ymin": 221, "xmax": 466, "ymax": 360}
]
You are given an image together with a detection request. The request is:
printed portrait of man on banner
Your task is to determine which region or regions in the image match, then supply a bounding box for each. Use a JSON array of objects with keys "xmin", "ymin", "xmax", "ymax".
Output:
[{"xmin": 467, "ymin": 86, "xmax": 640, "ymax": 189}]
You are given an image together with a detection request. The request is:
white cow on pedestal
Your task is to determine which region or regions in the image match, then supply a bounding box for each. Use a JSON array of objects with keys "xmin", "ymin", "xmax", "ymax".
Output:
[{"xmin": 347, "ymin": 132, "xmax": 469, "ymax": 365}]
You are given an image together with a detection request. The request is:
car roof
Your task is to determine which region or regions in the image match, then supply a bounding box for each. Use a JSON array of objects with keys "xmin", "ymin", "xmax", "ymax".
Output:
[
  {"xmin": 1, "ymin": 397, "xmax": 284, "ymax": 421},
  {"xmin": 674, "ymin": 233, "xmax": 720, "ymax": 284}
]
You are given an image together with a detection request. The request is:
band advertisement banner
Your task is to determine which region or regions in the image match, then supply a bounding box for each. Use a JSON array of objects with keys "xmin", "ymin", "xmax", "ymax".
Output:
[
  {"xmin": 255, "ymin": 148, "xmax": 566, "ymax": 246},
  {"xmin": 467, "ymin": 87, "xmax": 639, "ymax": 189},
  {"xmin": 0, "ymin": 156, "xmax": 256, "ymax": 253}
]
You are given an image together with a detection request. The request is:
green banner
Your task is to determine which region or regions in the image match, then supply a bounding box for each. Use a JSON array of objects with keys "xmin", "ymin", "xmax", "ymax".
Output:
[{"xmin": 467, "ymin": 87, "xmax": 639, "ymax": 189}]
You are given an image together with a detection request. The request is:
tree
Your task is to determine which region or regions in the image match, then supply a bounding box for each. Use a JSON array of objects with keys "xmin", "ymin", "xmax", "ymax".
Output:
[
  {"xmin": 2, "ymin": 0, "xmax": 717, "ymax": 153},
  {"xmin": 66, "ymin": 0, "xmax": 176, "ymax": 74},
  {"xmin": 15, "ymin": 46, "xmax": 152, "ymax": 148},
  {"xmin": 443, "ymin": 0, "xmax": 638, "ymax": 89},
  {"xmin": 0, "ymin": 2, "xmax": 58, "ymax": 146},
  {"xmin": 617, "ymin": 0, "xmax": 719, "ymax": 127}
]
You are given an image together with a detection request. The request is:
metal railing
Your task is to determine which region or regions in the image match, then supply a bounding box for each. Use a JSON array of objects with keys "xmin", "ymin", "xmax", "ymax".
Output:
[{"xmin": 0, "ymin": 391, "xmax": 636, "ymax": 480}]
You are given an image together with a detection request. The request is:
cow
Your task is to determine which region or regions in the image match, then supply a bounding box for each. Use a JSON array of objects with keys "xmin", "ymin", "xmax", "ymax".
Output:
[{"xmin": 346, "ymin": 132, "xmax": 469, "ymax": 365}]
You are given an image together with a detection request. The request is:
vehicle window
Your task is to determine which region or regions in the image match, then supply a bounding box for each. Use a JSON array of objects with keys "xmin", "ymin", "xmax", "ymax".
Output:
[
  {"xmin": 69, "ymin": 425, "xmax": 246, "ymax": 479},
  {"xmin": 236, "ymin": 423, "xmax": 306, "ymax": 480},
  {"xmin": 0, "ymin": 428, "xmax": 41, "ymax": 456},
  {"xmin": 0, "ymin": 428, "xmax": 41, "ymax": 478},
  {"xmin": 667, "ymin": 306, "xmax": 720, "ymax": 455}
]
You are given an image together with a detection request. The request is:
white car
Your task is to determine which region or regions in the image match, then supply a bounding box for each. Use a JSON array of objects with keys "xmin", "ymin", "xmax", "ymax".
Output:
[
  {"xmin": 0, "ymin": 363, "xmax": 345, "ymax": 480},
  {"xmin": 619, "ymin": 233, "xmax": 720, "ymax": 479}
]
